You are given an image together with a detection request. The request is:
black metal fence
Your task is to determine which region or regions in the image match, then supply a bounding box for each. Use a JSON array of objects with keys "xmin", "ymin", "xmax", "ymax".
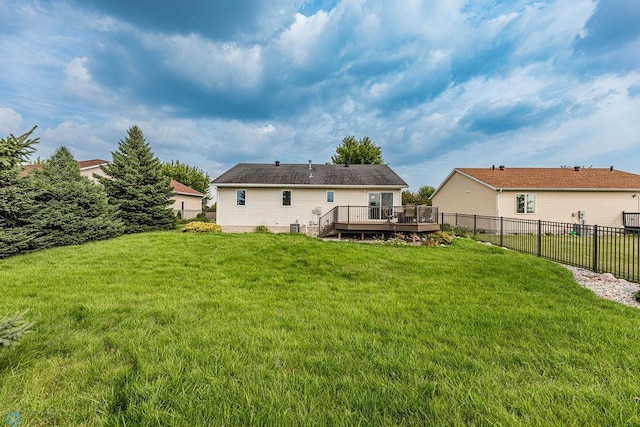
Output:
[{"xmin": 441, "ymin": 213, "xmax": 640, "ymax": 283}]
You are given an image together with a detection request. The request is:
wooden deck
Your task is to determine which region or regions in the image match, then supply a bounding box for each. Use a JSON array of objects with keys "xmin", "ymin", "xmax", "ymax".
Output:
[
  {"xmin": 623, "ymin": 212, "xmax": 640, "ymax": 231},
  {"xmin": 319, "ymin": 205, "xmax": 440, "ymax": 239}
]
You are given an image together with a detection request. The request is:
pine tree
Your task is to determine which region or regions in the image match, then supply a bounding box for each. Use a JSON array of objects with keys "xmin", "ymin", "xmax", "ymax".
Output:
[
  {"xmin": 0, "ymin": 127, "xmax": 39, "ymax": 257},
  {"xmin": 98, "ymin": 126, "xmax": 175, "ymax": 233},
  {"xmin": 27, "ymin": 147, "xmax": 123, "ymax": 249},
  {"xmin": 0, "ymin": 311, "xmax": 34, "ymax": 349}
]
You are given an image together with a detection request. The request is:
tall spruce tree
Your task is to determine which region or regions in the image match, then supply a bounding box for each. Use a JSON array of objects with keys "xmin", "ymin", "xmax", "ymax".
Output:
[
  {"xmin": 0, "ymin": 127, "xmax": 39, "ymax": 257},
  {"xmin": 27, "ymin": 147, "xmax": 123, "ymax": 249},
  {"xmin": 98, "ymin": 126, "xmax": 175, "ymax": 233}
]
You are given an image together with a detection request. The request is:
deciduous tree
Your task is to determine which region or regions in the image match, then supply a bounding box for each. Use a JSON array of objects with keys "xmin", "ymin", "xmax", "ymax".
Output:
[
  {"xmin": 161, "ymin": 160, "xmax": 211, "ymax": 202},
  {"xmin": 331, "ymin": 136, "xmax": 383, "ymax": 165}
]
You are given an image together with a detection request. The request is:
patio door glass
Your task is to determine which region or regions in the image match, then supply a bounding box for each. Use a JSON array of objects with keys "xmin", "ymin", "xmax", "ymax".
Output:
[
  {"xmin": 368, "ymin": 192, "xmax": 381, "ymax": 220},
  {"xmin": 381, "ymin": 192, "xmax": 393, "ymax": 219},
  {"xmin": 368, "ymin": 192, "xmax": 393, "ymax": 220}
]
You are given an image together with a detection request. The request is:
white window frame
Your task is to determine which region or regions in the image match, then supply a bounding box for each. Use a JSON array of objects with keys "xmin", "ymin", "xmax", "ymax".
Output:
[
  {"xmin": 281, "ymin": 190, "xmax": 292, "ymax": 207},
  {"xmin": 326, "ymin": 190, "xmax": 335, "ymax": 203},
  {"xmin": 515, "ymin": 193, "xmax": 536, "ymax": 214},
  {"xmin": 236, "ymin": 189, "xmax": 246, "ymax": 206}
]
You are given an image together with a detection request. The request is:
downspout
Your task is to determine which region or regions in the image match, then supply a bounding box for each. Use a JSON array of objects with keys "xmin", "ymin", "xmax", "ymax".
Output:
[{"xmin": 496, "ymin": 189, "xmax": 502, "ymax": 217}]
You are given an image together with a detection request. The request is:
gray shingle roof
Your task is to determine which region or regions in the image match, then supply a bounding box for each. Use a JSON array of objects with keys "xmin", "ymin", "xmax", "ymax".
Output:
[{"xmin": 212, "ymin": 163, "xmax": 408, "ymax": 187}]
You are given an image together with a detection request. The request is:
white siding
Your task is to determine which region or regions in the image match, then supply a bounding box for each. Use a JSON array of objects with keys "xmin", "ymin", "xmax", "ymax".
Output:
[{"xmin": 216, "ymin": 187, "xmax": 403, "ymax": 233}]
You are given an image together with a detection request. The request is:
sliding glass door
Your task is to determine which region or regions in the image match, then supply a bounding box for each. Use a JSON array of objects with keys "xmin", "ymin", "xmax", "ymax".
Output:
[{"xmin": 368, "ymin": 192, "xmax": 393, "ymax": 220}]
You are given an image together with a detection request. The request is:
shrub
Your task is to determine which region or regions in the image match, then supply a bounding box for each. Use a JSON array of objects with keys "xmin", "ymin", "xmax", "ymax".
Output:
[
  {"xmin": 635, "ymin": 291, "xmax": 640, "ymax": 304},
  {"xmin": 181, "ymin": 221, "xmax": 221, "ymax": 233},
  {"xmin": 424, "ymin": 231, "xmax": 454, "ymax": 246},
  {"xmin": 0, "ymin": 311, "xmax": 34, "ymax": 349},
  {"xmin": 253, "ymin": 225, "xmax": 271, "ymax": 233}
]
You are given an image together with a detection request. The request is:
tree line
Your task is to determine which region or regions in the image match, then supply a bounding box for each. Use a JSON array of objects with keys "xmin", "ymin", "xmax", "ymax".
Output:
[{"xmin": 0, "ymin": 125, "xmax": 208, "ymax": 258}]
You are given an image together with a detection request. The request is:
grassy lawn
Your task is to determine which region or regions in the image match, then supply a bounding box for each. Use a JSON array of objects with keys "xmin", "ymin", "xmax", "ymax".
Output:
[
  {"xmin": 1, "ymin": 232, "xmax": 640, "ymax": 425},
  {"xmin": 476, "ymin": 232, "xmax": 640, "ymax": 282}
]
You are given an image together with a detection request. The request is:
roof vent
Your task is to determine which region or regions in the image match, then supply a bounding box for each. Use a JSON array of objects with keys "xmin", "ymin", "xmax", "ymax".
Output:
[
  {"xmin": 275, "ymin": 160, "xmax": 280, "ymax": 166},
  {"xmin": 344, "ymin": 162, "xmax": 349, "ymax": 167},
  {"xmin": 492, "ymin": 165, "xmax": 495, "ymax": 170},
  {"xmin": 499, "ymin": 165, "xmax": 505, "ymax": 171},
  {"xmin": 308, "ymin": 160, "xmax": 312, "ymax": 170},
  {"xmin": 610, "ymin": 166, "xmax": 614, "ymax": 172},
  {"xmin": 574, "ymin": 166, "xmax": 580, "ymax": 172}
]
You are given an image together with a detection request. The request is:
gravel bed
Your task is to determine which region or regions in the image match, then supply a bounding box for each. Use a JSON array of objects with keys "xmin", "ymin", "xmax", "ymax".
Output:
[{"xmin": 562, "ymin": 265, "xmax": 640, "ymax": 309}]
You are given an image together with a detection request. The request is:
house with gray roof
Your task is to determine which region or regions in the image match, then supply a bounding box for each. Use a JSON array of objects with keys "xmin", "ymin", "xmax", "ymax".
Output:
[{"xmin": 212, "ymin": 161, "xmax": 418, "ymax": 235}]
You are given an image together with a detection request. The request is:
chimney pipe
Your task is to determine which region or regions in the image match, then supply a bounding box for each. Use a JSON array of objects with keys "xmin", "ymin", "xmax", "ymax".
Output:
[
  {"xmin": 610, "ymin": 166, "xmax": 614, "ymax": 172},
  {"xmin": 492, "ymin": 165, "xmax": 495, "ymax": 170},
  {"xmin": 308, "ymin": 160, "xmax": 312, "ymax": 170}
]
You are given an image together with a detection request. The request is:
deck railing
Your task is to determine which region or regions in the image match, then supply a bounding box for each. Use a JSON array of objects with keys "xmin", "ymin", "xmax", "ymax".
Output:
[
  {"xmin": 623, "ymin": 212, "xmax": 640, "ymax": 230},
  {"xmin": 319, "ymin": 205, "xmax": 438, "ymax": 235},
  {"xmin": 441, "ymin": 212, "xmax": 640, "ymax": 283}
]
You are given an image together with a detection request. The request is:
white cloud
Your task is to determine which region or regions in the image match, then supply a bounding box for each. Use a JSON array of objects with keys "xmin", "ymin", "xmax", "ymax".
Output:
[
  {"xmin": 276, "ymin": 11, "xmax": 331, "ymax": 68},
  {"xmin": 155, "ymin": 34, "xmax": 264, "ymax": 91},
  {"xmin": 0, "ymin": 107, "xmax": 24, "ymax": 135}
]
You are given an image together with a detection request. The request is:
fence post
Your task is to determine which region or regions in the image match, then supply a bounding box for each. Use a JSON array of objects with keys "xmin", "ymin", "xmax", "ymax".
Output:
[
  {"xmin": 537, "ymin": 220, "xmax": 542, "ymax": 257},
  {"xmin": 347, "ymin": 205, "xmax": 350, "ymax": 223},
  {"xmin": 500, "ymin": 217, "xmax": 504, "ymax": 247},
  {"xmin": 593, "ymin": 225, "xmax": 598, "ymax": 273},
  {"xmin": 473, "ymin": 215, "xmax": 477, "ymax": 238},
  {"xmin": 441, "ymin": 212, "xmax": 444, "ymax": 225}
]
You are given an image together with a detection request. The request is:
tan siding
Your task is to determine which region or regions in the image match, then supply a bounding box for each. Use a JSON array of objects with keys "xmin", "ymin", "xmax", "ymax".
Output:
[
  {"xmin": 501, "ymin": 190, "xmax": 638, "ymax": 227},
  {"xmin": 216, "ymin": 187, "xmax": 403, "ymax": 233},
  {"xmin": 79, "ymin": 166, "xmax": 108, "ymax": 183},
  {"xmin": 171, "ymin": 194, "xmax": 203, "ymax": 219},
  {"xmin": 431, "ymin": 172, "xmax": 497, "ymax": 216}
]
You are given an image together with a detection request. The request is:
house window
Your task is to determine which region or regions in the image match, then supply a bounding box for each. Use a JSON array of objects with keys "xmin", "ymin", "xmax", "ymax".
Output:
[
  {"xmin": 282, "ymin": 190, "xmax": 292, "ymax": 206},
  {"xmin": 326, "ymin": 191, "xmax": 335, "ymax": 203},
  {"xmin": 236, "ymin": 189, "xmax": 246, "ymax": 206},
  {"xmin": 516, "ymin": 193, "xmax": 536, "ymax": 214}
]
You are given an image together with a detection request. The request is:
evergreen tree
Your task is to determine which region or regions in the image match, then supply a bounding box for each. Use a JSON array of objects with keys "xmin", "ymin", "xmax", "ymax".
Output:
[
  {"xmin": 331, "ymin": 135, "xmax": 384, "ymax": 165},
  {"xmin": 0, "ymin": 311, "xmax": 34, "ymax": 349},
  {"xmin": 27, "ymin": 147, "xmax": 123, "ymax": 249},
  {"xmin": 0, "ymin": 127, "xmax": 39, "ymax": 257},
  {"xmin": 98, "ymin": 126, "xmax": 175, "ymax": 233}
]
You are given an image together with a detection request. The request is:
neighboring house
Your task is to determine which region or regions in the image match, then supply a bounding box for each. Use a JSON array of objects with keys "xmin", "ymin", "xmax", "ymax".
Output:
[
  {"xmin": 24, "ymin": 159, "xmax": 205, "ymax": 219},
  {"xmin": 431, "ymin": 166, "xmax": 640, "ymax": 228},
  {"xmin": 170, "ymin": 179, "xmax": 205, "ymax": 219},
  {"xmin": 77, "ymin": 159, "xmax": 205, "ymax": 219},
  {"xmin": 212, "ymin": 161, "xmax": 409, "ymax": 234}
]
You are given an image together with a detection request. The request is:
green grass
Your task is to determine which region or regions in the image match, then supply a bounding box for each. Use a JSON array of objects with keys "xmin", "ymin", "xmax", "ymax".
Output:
[
  {"xmin": 1, "ymin": 232, "xmax": 640, "ymax": 425},
  {"xmin": 476, "ymin": 232, "xmax": 640, "ymax": 282}
]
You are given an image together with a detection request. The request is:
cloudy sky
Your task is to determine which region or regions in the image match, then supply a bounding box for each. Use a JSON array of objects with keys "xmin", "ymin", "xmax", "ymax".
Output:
[{"xmin": 1, "ymin": 0, "xmax": 639, "ymax": 191}]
